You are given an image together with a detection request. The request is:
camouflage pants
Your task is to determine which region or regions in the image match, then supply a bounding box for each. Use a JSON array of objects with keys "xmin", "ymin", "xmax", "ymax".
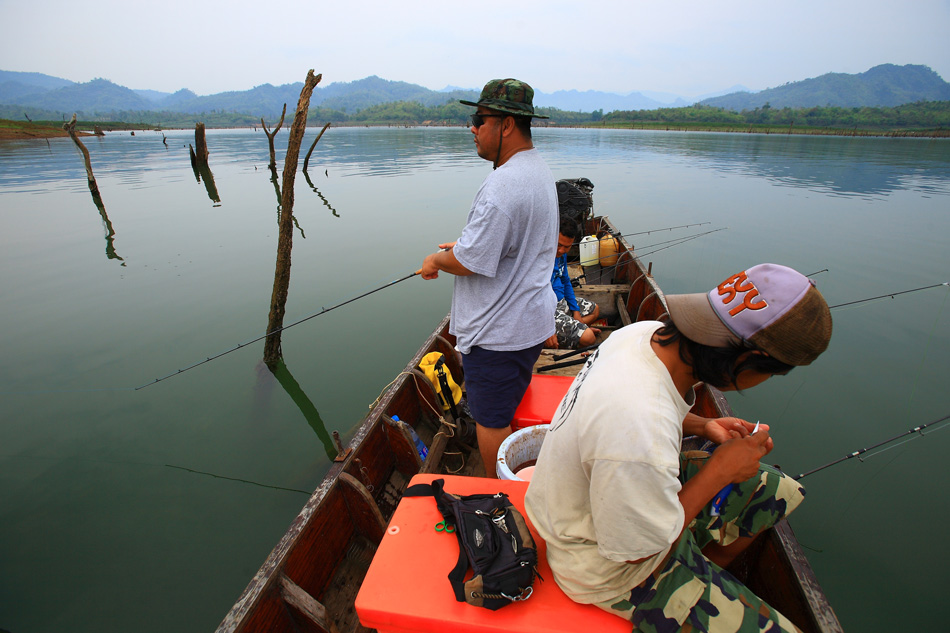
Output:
[
  {"xmin": 554, "ymin": 297, "xmax": 596, "ymax": 348},
  {"xmin": 596, "ymin": 451, "xmax": 806, "ymax": 633}
]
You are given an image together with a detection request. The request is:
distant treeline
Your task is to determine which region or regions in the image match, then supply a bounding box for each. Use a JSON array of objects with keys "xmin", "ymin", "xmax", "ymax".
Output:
[
  {"xmin": 599, "ymin": 101, "xmax": 950, "ymax": 132},
  {"xmin": 3, "ymin": 100, "xmax": 947, "ymax": 134}
]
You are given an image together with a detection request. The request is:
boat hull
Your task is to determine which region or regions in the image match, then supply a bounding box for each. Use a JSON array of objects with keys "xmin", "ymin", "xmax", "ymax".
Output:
[{"xmin": 217, "ymin": 215, "xmax": 842, "ymax": 633}]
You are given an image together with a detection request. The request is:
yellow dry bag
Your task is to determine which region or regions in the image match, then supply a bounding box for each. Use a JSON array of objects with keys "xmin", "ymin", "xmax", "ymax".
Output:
[{"xmin": 419, "ymin": 352, "xmax": 462, "ymax": 411}]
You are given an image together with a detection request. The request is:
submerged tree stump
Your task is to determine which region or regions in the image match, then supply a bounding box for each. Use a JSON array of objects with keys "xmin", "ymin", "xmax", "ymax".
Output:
[
  {"xmin": 63, "ymin": 113, "xmax": 100, "ymax": 197},
  {"xmin": 263, "ymin": 71, "xmax": 322, "ymax": 365},
  {"xmin": 194, "ymin": 122, "xmax": 210, "ymax": 167},
  {"xmin": 262, "ymin": 104, "xmax": 287, "ymax": 171}
]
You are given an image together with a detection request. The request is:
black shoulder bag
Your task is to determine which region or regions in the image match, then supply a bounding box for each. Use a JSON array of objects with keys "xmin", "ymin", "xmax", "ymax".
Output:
[{"xmin": 403, "ymin": 478, "xmax": 540, "ymax": 610}]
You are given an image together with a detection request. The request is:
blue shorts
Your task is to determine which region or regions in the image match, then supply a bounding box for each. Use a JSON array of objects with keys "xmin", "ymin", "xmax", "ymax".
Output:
[{"xmin": 461, "ymin": 343, "xmax": 543, "ymax": 429}]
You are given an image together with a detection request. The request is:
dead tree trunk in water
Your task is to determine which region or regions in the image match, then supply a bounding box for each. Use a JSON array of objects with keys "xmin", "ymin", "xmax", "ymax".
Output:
[
  {"xmin": 261, "ymin": 104, "xmax": 287, "ymax": 171},
  {"xmin": 194, "ymin": 122, "xmax": 209, "ymax": 166},
  {"xmin": 63, "ymin": 113, "xmax": 124, "ymax": 262},
  {"xmin": 263, "ymin": 71, "xmax": 322, "ymax": 366},
  {"xmin": 63, "ymin": 113, "xmax": 100, "ymax": 197},
  {"xmin": 303, "ymin": 122, "xmax": 331, "ymax": 173}
]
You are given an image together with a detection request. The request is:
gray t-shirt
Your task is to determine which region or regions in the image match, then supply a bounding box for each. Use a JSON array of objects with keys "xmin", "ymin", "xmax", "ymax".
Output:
[{"xmin": 450, "ymin": 149, "xmax": 558, "ymax": 354}]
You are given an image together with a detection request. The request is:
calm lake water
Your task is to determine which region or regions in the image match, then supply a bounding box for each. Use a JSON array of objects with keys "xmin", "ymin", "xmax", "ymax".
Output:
[{"xmin": 1, "ymin": 127, "xmax": 948, "ymax": 632}]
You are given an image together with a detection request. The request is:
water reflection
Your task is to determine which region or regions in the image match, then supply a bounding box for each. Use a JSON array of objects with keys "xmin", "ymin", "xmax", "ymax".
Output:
[
  {"xmin": 90, "ymin": 189, "xmax": 125, "ymax": 264},
  {"xmin": 267, "ymin": 358, "xmax": 336, "ymax": 460},
  {"xmin": 304, "ymin": 170, "xmax": 340, "ymax": 217},
  {"xmin": 5, "ymin": 128, "xmax": 945, "ymax": 200},
  {"xmin": 267, "ymin": 167, "xmax": 308, "ymax": 237},
  {"xmin": 1, "ymin": 126, "xmax": 947, "ymax": 633},
  {"xmin": 190, "ymin": 159, "xmax": 221, "ymax": 205},
  {"xmin": 540, "ymin": 129, "xmax": 950, "ymax": 198}
]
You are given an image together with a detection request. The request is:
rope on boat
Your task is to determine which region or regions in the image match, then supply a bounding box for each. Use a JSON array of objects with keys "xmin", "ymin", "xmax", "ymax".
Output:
[
  {"xmin": 794, "ymin": 413, "xmax": 950, "ymax": 480},
  {"xmin": 135, "ymin": 271, "xmax": 419, "ymax": 390}
]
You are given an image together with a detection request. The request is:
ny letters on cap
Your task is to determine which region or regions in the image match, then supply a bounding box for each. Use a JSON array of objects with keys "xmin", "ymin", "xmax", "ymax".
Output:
[{"xmin": 707, "ymin": 263, "xmax": 832, "ymax": 365}]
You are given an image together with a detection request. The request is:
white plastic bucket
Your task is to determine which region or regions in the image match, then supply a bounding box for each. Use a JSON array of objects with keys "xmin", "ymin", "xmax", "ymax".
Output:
[
  {"xmin": 578, "ymin": 235, "xmax": 600, "ymax": 266},
  {"xmin": 496, "ymin": 424, "xmax": 550, "ymax": 481}
]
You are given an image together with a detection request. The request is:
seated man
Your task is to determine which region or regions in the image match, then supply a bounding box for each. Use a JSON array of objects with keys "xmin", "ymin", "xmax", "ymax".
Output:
[
  {"xmin": 525, "ymin": 263, "xmax": 833, "ymax": 633},
  {"xmin": 548, "ymin": 216, "xmax": 601, "ymax": 349}
]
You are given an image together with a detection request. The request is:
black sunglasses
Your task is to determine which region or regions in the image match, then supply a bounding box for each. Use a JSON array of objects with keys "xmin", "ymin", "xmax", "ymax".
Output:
[{"xmin": 470, "ymin": 113, "xmax": 504, "ymax": 128}]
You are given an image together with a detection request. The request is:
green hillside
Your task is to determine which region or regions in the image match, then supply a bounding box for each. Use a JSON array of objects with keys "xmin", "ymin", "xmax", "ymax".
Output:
[{"xmin": 701, "ymin": 64, "xmax": 950, "ymax": 110}]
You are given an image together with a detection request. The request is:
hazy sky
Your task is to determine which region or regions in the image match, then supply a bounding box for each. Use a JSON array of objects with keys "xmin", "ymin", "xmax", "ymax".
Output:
[{"xmin": 3, "ymin": 0, "xmax": 948, "ymax": 99}]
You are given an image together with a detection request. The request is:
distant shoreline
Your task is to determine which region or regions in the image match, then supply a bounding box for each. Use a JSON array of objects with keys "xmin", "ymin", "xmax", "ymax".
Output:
[
  {"xmin": 2, "ymin": 118, "xmax": 946, "ymax": 140},
  {"xmin": 0, "ymin": 120, "xmax": 93, "ymax": 140}
]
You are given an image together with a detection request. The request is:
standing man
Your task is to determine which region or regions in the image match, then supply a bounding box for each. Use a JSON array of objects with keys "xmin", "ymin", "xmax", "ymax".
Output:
[
  {"xmin": 525, "ymin": 264, "xmax": 833, "ymax": 632},
  {"xmin": 419, "ymin": 79, "xmax": 558, "ymax": 477}
]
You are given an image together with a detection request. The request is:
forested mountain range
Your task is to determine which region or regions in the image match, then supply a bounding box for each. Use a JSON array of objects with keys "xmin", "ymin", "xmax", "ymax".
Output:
[
  {"xmin": 700, "ymin": 64, "xmax": 950, "ymax": 110},
  {"xmin": 0, "ymin": 64, "xmax": 947, "ymax": 121},
  {"xmin": 0, "ymin": 71, "xmax": 685, "ymax": 117}
]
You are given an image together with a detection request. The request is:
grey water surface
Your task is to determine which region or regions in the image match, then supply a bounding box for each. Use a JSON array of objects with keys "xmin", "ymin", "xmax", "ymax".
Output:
[{"xmin": 1, "ymin": 127, "xmax": 947, "ymax": 632}]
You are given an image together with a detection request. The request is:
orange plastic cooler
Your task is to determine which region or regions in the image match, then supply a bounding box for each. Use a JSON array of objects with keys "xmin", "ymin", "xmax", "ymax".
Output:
[
  {"xmin": 510, "ymin": 374, "xmax": 573, "ymax": 431},
  {"xmin": 355, "ymin": 473, "xmax": 627, "ymax": 633}
]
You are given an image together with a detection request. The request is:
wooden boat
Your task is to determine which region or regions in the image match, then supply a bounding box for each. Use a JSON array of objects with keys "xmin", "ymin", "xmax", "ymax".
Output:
[{"xmin": 216, "ymin": 214, "xmax": 844, "ymax": 633}]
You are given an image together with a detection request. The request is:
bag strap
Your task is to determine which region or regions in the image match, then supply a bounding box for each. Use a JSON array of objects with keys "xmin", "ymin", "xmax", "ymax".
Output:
[
  {"xmin": 402, "ymin": 479, "xmax": 478, "ymax": 603},
  {"xmin": 434, "ymin": 356, "xmax": 461, "ymax": 420}
]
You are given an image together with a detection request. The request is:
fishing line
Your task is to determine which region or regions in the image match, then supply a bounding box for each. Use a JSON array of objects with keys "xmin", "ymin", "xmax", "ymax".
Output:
[
  {"xmin": 636, "ymin": 228, "xmax": 729, "ymax": 258},
  {"xmin": 606, "ymin": 222, "xmax": 711, "ymax": 239},
  {"xmin": 902, "ymin": 284, "xmax": 948, "ymax": 427},
  {"xmin": 166, "ymin": 464, "xmax": 312, "ymax": 495},
  {"xmin": 136, "ymin": 271, "xmax": 419, "ymax": 390},
  {"xmin": 0, "ymin": 386, "xmax": 135, "ymax": 395},
  {"xmin": 829, "ymin": 282, "xmax": 948, "ymax": 309},
  {"xmin": 564, "ymin": 228, "xmax": 728, "ymax": 282},
  {"xmin": 794, "ymin": 413, "xmax": 950, "ymax": 480}
]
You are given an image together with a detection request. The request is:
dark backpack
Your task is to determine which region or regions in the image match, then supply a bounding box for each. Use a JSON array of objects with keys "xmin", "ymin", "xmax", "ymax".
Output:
[
  {"xmin": 556, "ymin": 178, "xmax": 595, "ymax": 234},
  {"xmin": 403, "ymin": 478, "xmax": 540, "ymax": 610}
]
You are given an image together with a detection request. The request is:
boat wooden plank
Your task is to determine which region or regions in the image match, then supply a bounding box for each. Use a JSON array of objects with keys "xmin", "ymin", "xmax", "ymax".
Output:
[
  {"xmin": 279, "ymin": 573, "xmax": 339, "ymax": 633},
  {"xmin": 339, "ymin": 472, "xmax": 386, "ymax": 543}
]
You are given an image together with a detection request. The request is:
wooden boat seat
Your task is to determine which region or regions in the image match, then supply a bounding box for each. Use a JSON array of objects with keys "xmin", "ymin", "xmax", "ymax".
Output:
[{"xmin": 355, "ymin": 473, "xmax": 628, "ymax": 633}]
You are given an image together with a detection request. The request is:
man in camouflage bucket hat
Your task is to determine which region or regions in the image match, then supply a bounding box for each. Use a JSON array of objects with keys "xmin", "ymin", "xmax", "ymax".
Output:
[
  {"xmin": 458, "ymin": 78, "xmax": 548, "ymax": 169},
  {"xmin": 419, "ymin": 79, "xmax": 558, "ymax": 477},
  {"xmin": 459, "ymin": 78, "xmax": 550, "ymax": 119},
  {"xmin": 525, "ymin": 264, "xmax": 833, "ymax": 632}
]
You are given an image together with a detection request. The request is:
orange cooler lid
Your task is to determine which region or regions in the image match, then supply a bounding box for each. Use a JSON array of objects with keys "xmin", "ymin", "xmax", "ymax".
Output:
[
  {"xmin": 355, "ymin": 473, "xmax": 628, "ymax": 633},
  {"xmin": 511, "ymin": 374, "xmax": 574, "ymax": 431}
]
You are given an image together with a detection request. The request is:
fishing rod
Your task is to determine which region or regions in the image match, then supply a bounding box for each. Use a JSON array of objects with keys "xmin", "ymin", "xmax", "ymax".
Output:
[
  {"xmin": 635, "ymin": 228, "xmax": 728, "ymax": 258},
  {"xmin": 136, "ymin": 271, "xmax": 419, "ymax": 390},
  {"xmin": 563, "ymin": 227, "xmax": 728, "ymax": 276},
  {"xmin": 552, "ymin": 342, "xmax": 600, "ymax": 362},
  {"xmin": 603, "ymin": 222, "xmax": 711, "ymax": 240},
  {"xmin": 829, "ymin": 282, "xmax": 948, "ymax": 309},
  {"xmin": 794, "ymin": 414, "xmax": 950, "ymax": 480},
  {"xmin": 537, "ymin": 356, "xmax": 590, "ymax": 373}
]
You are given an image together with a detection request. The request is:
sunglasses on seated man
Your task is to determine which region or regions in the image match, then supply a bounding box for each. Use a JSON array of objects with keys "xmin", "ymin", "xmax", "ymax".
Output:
[{"xmin": 470, "ymin": 113, "xmax": 506, "ymax": 128}]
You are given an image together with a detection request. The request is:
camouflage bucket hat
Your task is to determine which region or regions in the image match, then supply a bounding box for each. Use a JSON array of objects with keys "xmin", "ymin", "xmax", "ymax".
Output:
[{"xmin": 460, "ymin": 78, "xmax": 549, "ymax": 119}]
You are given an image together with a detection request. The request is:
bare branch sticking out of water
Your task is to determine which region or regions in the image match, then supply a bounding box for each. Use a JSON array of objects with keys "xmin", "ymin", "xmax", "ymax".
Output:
[
  {"xmin": 262, "ymin": 103, "xmax": 287, "ymax": 171},
  {"xmin": 63, "ymin": 113, "xmax": 100, "ymax": 197},
  {"xmin": 263, "ymin": 71, "xmax": 322, "ymax": 365},
  {"xmin": 303, "ymin": 121, "xmax": 332, "ymax": 173}
]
